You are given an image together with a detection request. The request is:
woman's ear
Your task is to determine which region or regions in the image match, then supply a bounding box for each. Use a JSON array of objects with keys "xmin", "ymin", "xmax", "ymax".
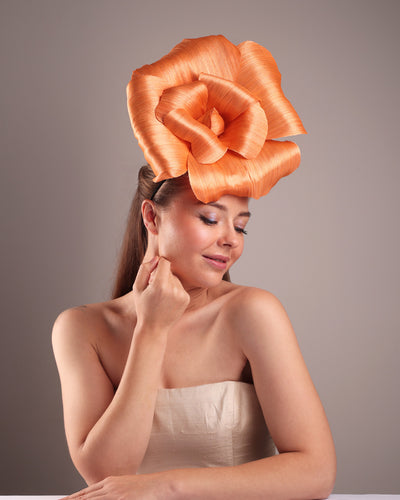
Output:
[{"xmin": 141, "ymin": 199, "xmax": 159, "ymax": 235}]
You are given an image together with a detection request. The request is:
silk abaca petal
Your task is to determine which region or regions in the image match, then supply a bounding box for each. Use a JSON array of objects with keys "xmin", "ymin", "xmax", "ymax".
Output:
[
  {"xmin": 156, "ymin": 81, "xmax": 208, "ymax": 122},
  {"xmin": 164, "ymin": 109, "xmax": 227, "ymax": 164},
  {"xmin": 127, "ymin": 73, "xmax": 188, "ymax": 180},
  {"xmin": 220, "ymin": 102, "xmax": 268, "ymax": 159},
  {"xmin": 199, "ymin": 73, "xmax": 258, "ymax": 122},
  {"xmin": 135, "ymin": 35, "xmax": 241, "ymax": 87},
  {"xmin": 236, "ymin": 41, "xmax": 306, "ymax": 139}
]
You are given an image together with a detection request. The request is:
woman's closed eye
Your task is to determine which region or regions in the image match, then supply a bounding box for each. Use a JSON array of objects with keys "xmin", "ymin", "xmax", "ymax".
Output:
[
  {"xmin": 199, "ymin": 215, "xmax": 217, "ymax": 225},
  {"xmin": 199, "ymin": 215, "xmax": 248, "ymax": 235}
]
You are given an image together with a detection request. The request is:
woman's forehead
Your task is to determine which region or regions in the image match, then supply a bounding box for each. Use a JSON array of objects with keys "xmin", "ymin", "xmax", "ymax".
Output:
[{"xmin": 172, "ymin": 188, "xmax": 250, "ymax": 213}]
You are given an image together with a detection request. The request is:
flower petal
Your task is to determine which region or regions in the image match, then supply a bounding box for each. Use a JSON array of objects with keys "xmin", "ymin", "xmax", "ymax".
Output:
[
  {"xmin": 127, "ymin": 73, "xmax": 188, "ymax": 180},
  {"xmin": 188, "ymin": 153, "xmax": 250, "ymax": 204},
  {"xmin": 199, "ymin": 73, "xmax": 258, "ymax": 122},
  {"xmin": 187, "ymin": 140, "xmax": 301, "ymax": 203},
  {"xmin": 201, "ymin": 108, "xmax": 225, "ymax": 136},
  {"xmin": 236, "ymin": 41, "xmax": 307, "ymax": 139},
  {"xmin": 233, "ymin": 140, "xmax": 301, "ymax": 199},
  {"xmin": 155, "ymin": 81, "xmax": 208, "ymax": 122},
  {"xmin": 220, "ymin": 102, "xmax": 268, "ymax": 159},
  {"xmin": 135, "ymin": 35, "xmax": 242, "ymax": 86},
  {"xmin": 164, "ymin": 108, "xmax": 227, "ymax": 164}
]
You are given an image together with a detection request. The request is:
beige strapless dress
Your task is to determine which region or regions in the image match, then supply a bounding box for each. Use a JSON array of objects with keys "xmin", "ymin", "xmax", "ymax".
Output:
[{"xmin": 138, "ymin": 381, "xmax": 277, "ymax": 474}]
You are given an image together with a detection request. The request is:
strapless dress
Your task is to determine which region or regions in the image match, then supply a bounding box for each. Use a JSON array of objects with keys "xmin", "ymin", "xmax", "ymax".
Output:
[{"xmin": 137, "ymin": 380, "xmax": 277, "ymax": 474}]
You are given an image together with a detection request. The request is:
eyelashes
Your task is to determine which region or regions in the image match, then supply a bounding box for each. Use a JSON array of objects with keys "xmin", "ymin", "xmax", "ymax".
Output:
[
  {"xmin": 199, "ymin": 215, "xmax": 248, "ymax": 235},
  {"xmin": 199, "ymin": 215, "xmax": 217, "ymax": 225}
]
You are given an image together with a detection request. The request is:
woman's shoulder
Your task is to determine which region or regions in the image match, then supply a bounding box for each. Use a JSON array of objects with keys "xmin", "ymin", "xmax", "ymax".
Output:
[
  {"xmin": 51, "ymin": 298, "xmax": 123, "ymax": 348},
  {"xmin": 220, "ymin": 284, "xmax": 290, "ymax": 341},
  {"xmin": 221, "ymin": 283, "xmax": 283, "ymax": 313}
]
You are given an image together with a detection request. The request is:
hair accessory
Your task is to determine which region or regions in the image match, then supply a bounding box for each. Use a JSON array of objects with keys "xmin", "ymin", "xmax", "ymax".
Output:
[{"xmin": 127, "ymin": 35, "xmax": 306, "ymax": 203}]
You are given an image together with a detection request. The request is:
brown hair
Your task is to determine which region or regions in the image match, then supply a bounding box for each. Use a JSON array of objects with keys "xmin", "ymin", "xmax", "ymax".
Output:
[{"xmin": 111, "ymin": 165, "xmax": 230, "ymax": 299}]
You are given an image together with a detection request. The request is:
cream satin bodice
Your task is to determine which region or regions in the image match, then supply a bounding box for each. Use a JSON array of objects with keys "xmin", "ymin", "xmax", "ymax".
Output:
[{"xmin": 137, "ymin": 381, "xmax": 277, "ymax": 474}]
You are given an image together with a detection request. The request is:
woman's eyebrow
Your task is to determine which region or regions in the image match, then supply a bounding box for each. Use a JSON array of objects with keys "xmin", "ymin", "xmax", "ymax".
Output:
[{"xmin": 205, "ymin": 201, "xmax": 251, "ymax": 218}]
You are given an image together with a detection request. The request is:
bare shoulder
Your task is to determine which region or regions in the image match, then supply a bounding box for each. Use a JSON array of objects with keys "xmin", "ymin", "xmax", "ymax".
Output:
[
  {"xmin": 223, "ymin": 285, "xmax": 293, "ymax": 350},
  {"xmin": 51, "ymin": 300, "xmax": 115, "ymax": 354},
  {"xmin": 225, "ymin": 285, "xmax": 286, "ymax": 321}
]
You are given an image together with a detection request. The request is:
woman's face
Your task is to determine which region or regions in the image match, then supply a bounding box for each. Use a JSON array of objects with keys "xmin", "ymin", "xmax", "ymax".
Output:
[{"xmin": 156, "ymin": 188, "xmax": 250, "ymax": 290}]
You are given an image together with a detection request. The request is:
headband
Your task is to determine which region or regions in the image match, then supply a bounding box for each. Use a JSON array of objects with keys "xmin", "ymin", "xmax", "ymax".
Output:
[{"xmin": 127, "ymin": 35, "xmax": 306, "ymax": 203}]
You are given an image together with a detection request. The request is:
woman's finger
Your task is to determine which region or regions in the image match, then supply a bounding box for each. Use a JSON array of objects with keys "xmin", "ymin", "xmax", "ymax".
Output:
[
  {"xmin": 149, "ymin": 256, "xmax": 172, "ymax": 284},
  {"xmin": 62, "ymin": 481, "xmax": 104, "ymax": 499},
  {"xmin": 134, "ymin": 256, "xmax": 159, "ymax": 291},
  {"xmin": 148, "ymin": 269, "xmax": 156, "ymax": 285}
]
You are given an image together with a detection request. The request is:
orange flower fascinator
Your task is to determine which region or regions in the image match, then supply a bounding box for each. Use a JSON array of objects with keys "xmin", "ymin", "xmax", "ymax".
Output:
[{"xmin": 127, "ymin": 35, "xmax": 306, "ymax": 203}]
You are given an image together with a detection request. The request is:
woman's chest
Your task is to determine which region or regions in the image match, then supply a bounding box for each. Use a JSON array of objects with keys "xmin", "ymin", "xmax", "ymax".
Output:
[
  {"xmin": 160, "ymin": 322, "xmax": 246, "ymax": 388},
  {"xmin": 98, "ymin": 314, "xmax": 247, "ymax": 390}
]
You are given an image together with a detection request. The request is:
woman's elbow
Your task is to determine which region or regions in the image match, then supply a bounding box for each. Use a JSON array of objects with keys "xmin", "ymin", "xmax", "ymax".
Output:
[
  {"xmin": 71, "ymin": 450, "xmax": 108, "ymax": 485},
  {"xmin": 71, "ymin": 446, "xmax": 140, "ymax": 485},
  {"xmin": 312, "ymin": 451, "xmax": 337, "ymax": 499}
]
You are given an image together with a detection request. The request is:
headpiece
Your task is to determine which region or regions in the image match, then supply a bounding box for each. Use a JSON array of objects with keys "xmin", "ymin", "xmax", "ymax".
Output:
[{"xmin": 127, "ymin": 35, "xmax": 306, "ymax": 203}]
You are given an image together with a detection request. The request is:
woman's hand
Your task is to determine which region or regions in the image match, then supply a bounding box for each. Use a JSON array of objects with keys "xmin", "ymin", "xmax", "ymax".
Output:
[
  {"xmin": 133, "ymin": 256, "xmax": 190, "ymax": 332},
  {"xmin": 63, "ymin": 473, "xmax": 174, "ymax": 500}
]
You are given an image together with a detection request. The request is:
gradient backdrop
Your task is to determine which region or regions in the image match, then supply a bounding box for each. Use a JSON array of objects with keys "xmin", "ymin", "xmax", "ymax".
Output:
[{"xmin": 1, "ymin": 0, "xmax": 399, "ymax": 494}]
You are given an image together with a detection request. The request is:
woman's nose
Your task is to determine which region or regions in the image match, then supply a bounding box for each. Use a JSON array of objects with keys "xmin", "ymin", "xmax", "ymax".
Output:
[{"xmin": 217, "ymin": 226, "xmax": 239, "ymax": 248}]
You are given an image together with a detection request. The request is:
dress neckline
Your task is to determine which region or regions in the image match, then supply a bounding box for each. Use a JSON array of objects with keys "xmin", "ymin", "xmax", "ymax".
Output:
[{"xmin": 158, "ymin": 380, "xmax": 254, "ymax": 392}]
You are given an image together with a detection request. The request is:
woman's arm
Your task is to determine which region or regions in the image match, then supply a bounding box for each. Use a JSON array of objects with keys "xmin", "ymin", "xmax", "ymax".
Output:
[
  {"xmin": 52, "ymin": 257, "xmax": 189, "ymax": 485},
  {"xmin": 63, "ymin": 287, "xmax": 336, "ymax": 499},
  {"xmin": 169, "ymin": 288, "xmax": 336, "ymax": 499}
]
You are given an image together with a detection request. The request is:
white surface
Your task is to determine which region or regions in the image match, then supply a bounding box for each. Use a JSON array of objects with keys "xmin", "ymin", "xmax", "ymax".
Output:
[
  {"xmin": 330, "ymin": 497, "xmax": 400, "ymax": 500},
  {"xmin": 1, "ymin": 495, "xmax": 400, "ymax": 499},
  {"xmin": 0, "ymin": 498, "xmax": 65, "ymax": 500}
]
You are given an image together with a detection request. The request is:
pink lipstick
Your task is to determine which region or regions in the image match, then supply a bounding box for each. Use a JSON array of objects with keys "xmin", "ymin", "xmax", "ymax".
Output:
[{"xmin": 202, "ymin": 254, "xmax": 229, "ymax": 270}]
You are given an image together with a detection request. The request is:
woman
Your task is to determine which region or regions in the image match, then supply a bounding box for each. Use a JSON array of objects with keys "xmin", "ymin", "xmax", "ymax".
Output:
[{"xmin": 53, "ymin": 35, "xmax": 336, "ymax": 499}]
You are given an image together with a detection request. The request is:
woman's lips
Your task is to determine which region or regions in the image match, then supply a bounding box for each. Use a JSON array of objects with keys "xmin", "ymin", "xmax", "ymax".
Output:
[{"xmin": 202, "ymin": 254, "xmax": 229, "ymax": 270}]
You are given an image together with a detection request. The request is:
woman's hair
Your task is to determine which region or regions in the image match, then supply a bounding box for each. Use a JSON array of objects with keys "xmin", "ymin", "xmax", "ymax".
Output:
[{"xmin": 112, "ymin": 165, "xmax": 230, "ymax": 299}]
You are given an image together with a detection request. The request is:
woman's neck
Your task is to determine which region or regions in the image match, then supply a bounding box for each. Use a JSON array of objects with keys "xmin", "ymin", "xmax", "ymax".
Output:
[
  {"xmin": 115, "ymin": 284, "xmax": 212, "ymax": 319},
  {"xmin": 184, "ymin": 286, "xmax": 210, "ymax": 312}
]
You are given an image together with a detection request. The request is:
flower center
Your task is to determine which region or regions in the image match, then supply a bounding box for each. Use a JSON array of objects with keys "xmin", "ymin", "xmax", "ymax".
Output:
[{"xmin": 155, "ymin": 74, "xmax": 268, "ymax": 164}]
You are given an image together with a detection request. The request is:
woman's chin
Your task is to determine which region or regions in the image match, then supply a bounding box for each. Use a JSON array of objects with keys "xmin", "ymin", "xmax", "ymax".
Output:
[
  {"xmin": 179, "ymin": 272, "xmax": 225, "ymax": 291},
  {"xmin": 169, "ymin": 260, "xmax": 228, "ymax": 290}
]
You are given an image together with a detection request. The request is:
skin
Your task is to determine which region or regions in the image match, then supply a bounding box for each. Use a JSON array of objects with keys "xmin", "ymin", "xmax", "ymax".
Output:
[{"xmin": 52, "ymin": 188, "xmax": 336, "ymax": 500}]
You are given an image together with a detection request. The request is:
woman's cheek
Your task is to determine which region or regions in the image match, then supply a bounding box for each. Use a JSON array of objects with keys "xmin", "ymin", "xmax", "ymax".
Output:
[
  {"xmin": 157, "ymin": 224, "xmax": 182, "ymax": 257},
  {"xmin": 231, "ymin": 242, "xmax": 244, "ymax": 267}
]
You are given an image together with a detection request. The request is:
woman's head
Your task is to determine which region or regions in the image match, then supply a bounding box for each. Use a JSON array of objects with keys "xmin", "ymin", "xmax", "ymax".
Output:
[
  {"xmin": 112, "ymin": 165, "xmax": 248, "ymax": 298},
  {"xmin": 142, "ymin": 179, "xmax": 250, "ymax": 290}
]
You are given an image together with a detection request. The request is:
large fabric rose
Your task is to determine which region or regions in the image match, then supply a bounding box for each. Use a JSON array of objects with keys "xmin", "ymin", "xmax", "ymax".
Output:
[{"xmin": 127, "ymin": 35, "xmax": 306, "ymax": 203}]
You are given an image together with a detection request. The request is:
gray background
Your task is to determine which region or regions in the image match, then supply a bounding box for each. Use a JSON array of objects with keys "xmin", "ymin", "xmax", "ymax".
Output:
[{"xmin": 1, "ymin": 0, "xmax": 399, "ymax": 495}]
